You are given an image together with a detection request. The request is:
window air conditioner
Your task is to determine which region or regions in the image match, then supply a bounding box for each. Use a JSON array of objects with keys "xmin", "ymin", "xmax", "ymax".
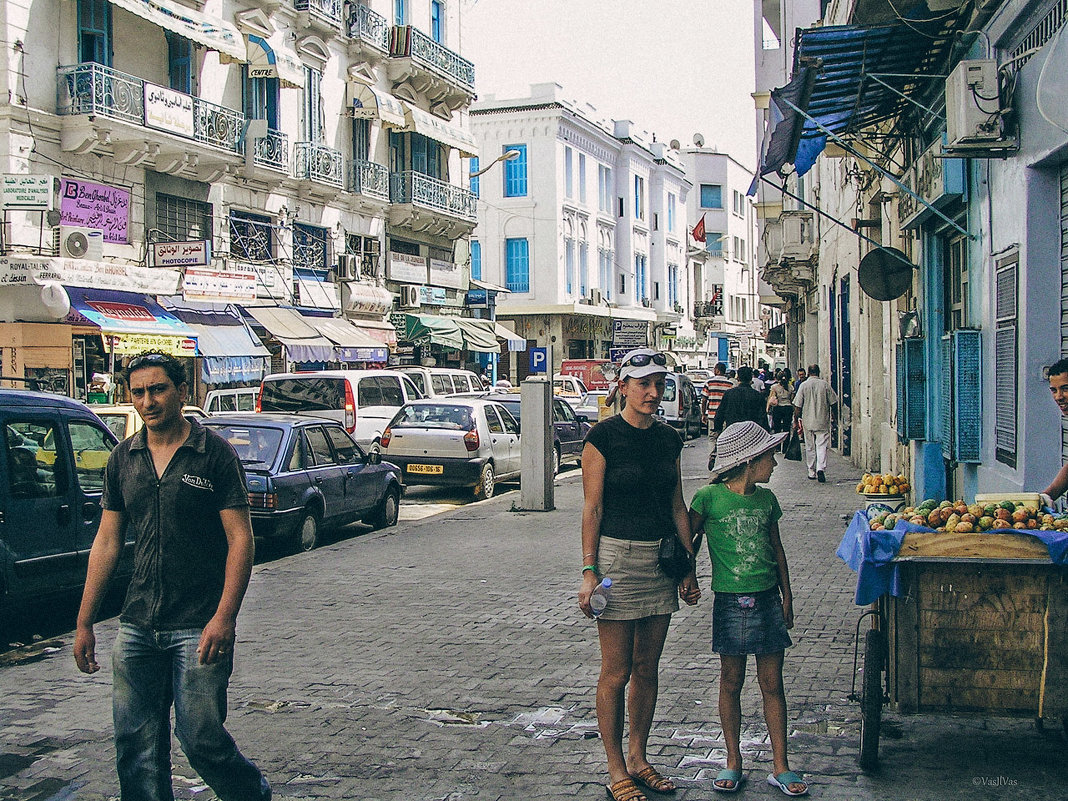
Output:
[
  {"xmin": 336, "ymin": 254, "xmax": 358, "ymax": 280},
  {"xmin": 945, "ymin": 60, "xmax": 1004, "ymax": 147},
  {"xmin": 60, "ymin": 226, "xmax": 104, "ymax": 260},
  {"xmin": 399, "ymin": 284, "xmax": 421, "ymax": 308}
]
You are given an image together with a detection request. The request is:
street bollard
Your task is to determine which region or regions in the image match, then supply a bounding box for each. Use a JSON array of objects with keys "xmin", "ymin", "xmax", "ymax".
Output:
[{"xmin": 520, "ymin": 377, "xmax": 554, "ymax": 511}]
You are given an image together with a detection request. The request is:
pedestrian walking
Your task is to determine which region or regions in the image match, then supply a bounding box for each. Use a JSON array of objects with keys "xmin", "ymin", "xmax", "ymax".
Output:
[
  {"xmin": 791, "ymin": 364, "xmax": 837, "ymax": 483},
  {"xmin": 689, "ymin": 421, "xmax": 808, "ymax": 796},
  {"xmin": 767, "ymin": 372, "xmax": 794, "ymax": 447},
  {"xmin": 579, "ymin": 348, "xmax": 701, "ymax": 801},
  {"xmin": 74, "ymin": 352, "xmax": 270, "ymax": 801},
  {"xmin": 711, "ymin": 366, "xmax": 768, "ymax": 470},
  {"xmin": 701, "ymin": 362, "xmax": 733, "ymax": 442}
]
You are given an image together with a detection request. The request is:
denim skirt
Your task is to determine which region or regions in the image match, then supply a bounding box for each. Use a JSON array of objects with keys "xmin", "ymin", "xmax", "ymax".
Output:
[
  {"xmin": 712, "ymin": 587, "xmax": 792, "ymax": 655},
  {"xmin": 595, "ymin": 536, "xmax": 679, "ymax": 621}
]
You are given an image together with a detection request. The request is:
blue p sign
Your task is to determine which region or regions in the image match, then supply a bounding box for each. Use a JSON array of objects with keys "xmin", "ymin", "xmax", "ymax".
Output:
[{"xmin": 529, "ymin": 347, "xmax": 548, "ymax": 374}]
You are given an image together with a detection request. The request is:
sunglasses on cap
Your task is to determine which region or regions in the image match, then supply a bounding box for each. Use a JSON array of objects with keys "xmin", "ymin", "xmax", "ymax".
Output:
[
  {"xmin": 622, "ymin": 352, "xmax": 667, "ymax": 368},
  {"xmin": 127, "ymin": 353, "xmax": 174, "ymax": 370}
]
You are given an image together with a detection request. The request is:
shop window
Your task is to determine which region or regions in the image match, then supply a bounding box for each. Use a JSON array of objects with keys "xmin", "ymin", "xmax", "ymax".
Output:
[{"xmin": 156, "ymin": 193, "xmax": 212, "ymax": 245}]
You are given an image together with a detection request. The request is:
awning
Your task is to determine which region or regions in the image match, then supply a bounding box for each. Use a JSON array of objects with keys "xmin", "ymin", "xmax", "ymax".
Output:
[
  {"xmin": 493, "ymin": 321, "xmax": 526, "ymax": 351},
  {"xmin": 64, "ymin": 287, "xmax": 197, "ymax": 356},
  {"xmin": 350, "ymin": 317, "xmax": 398, "ymax": 348},
  {"xmin": 404, "ymin": 313, "xmax": 464, "ymax": 350},
  {"xmin": 184, "ymin": 324, "xmax": 269, "ymax": 384},
  {"xmin": 401, "ymin": 102, "xmax": 479, "ymax": 158},
  {"xmin": 243, "ymin": 306, "xmax": 334, "ymax": 363},
  {"xmin": 350, "ymin": 83, "xmax": 406, "ymax": 127},
  {"xmin": 107, "ymin": 0, "xmax": 245, "ymax": 61},
  {"xmin": 311, "ymin": 317, "xmax": 390, "ymax": 363},
  {"xmin": 470, "ymin": 278, "xmax": 511, "ymax": 294},
  {"xmin": 246, "ymin": 34, "xmax": 305, "ymax": 90},
  {"xmin": 455, "ymin": 318, "xmax": 500, "ymax": 353}
]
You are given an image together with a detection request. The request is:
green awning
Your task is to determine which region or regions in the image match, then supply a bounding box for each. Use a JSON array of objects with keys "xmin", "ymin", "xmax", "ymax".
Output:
[
  {"xmin": 456, "ymin": 318, "xmax": 500, "ymax": 353},
  {"xmin": 404, "ymin": 314, "xmax": 464, "ymax": 350}
]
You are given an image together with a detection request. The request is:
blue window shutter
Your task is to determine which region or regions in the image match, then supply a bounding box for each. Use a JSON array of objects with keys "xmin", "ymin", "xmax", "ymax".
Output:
[
  {"xmin": 940, "ymin": 335, "xmax": 953, "ymax": 460},
  {"xmin": 904, "ymin": 338, "xmax": 926, "ymax": 440},
  {"xmin": 469, "ymin": 157, "xmax": 480, "ymax": 197},
  {"xmin": 504, "ymin": 144, "xmax": 527, "ymax": 197},
  {"xmin": 895, "ymin": 343, "xmax": 906, "ymax": 438},
  {"xmin": 953, "ymin": 329, "xmax": 981, "ymax": 463},
  {"xmin": 470, "ymin": 240, "xmax": 481, "ymax": 281}
]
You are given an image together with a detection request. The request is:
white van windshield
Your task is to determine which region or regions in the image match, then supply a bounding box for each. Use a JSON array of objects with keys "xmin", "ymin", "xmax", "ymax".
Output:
[
  {"xmin": 662, "ymin": 377, "xmax": 677, "ymax": 402},
  {"xmin": 260, "ymin": 377, "xmax": 345, "ymax": 412}
]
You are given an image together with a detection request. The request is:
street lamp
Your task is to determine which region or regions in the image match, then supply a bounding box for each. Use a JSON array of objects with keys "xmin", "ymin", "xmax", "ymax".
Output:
[{"xmin": 470, "ymin": 148, "xmax": 521, "ymax": 178}]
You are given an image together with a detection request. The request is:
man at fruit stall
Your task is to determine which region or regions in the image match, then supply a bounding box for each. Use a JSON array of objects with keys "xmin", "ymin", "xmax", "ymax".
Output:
[{"xmin": 1040, "ymin": 357, "xmax": 1068, "ymax": 508}]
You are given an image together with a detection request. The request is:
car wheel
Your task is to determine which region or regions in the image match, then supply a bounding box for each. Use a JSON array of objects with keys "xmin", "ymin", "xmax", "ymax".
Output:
[
  {"xmin": 295, "ymin": 509, "xmax": 320, "ymax": 552},
  {"xmin": 370, "ymin": 486, "xmax": 400, "ymax": 529},
  {"xmin": 551, "ymin": 446, "xmax": 560, "ymax": 477},
  {"xmin": 473, "ymin": 462, "xmax": 495, "ymax": 500}
]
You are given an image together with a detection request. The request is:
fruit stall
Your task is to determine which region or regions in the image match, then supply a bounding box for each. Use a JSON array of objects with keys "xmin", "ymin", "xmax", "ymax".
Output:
[{"xmin": 837, "ymin": 493, "xmax": 1068, "ymax": 769}]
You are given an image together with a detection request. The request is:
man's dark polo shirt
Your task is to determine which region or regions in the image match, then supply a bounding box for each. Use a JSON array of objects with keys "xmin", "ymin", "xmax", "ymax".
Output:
[{"xmin": 102, "ymin": 419, "xmax": 248, "ymax": 630}]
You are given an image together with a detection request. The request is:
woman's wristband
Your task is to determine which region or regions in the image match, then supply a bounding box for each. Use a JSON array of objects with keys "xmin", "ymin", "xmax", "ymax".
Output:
[{"xmin": 582, "ymin": 564, "xmax": 598, "ymax": 576}]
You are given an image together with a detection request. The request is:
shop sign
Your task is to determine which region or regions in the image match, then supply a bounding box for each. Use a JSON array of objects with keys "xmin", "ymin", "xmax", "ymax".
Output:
[
  {"xmin": 898, "ymin": 138, "xmax": 965, "ymax": 229},
  {"xmin": 611, "ymin": 319, "xmax": 648, "ymax": 347},
  {"xmin": 151, "ymin": 240, "xmax": 210, "ymax": 268},
  {"xmin": 60, "ymin": 178, "xmax": 129, "ymax": 243},
  {"xmin": 419, "ymin": 286, "xmax": 447, "ymax": 305},
  {"xmin": 387, "ymin": 252, "xmax": 427, "ymax": 284},
  {"xmin": 182, "ymin": 266, "xmax": 257, "ymax": 302},
  {"xmin": 143, "ymin": 82, "xmax": 195, "ymax": 138},
  {"xmin": 661, "ymin": 326, "xmax": 677, "ymax": 339},
  {"xmin": 341, "ymin": 282, "xmax": 393, "ymax": 315},
  {"xmin": 466, "ymin": 288, "xmax": 488, "ymax": 308},
  {"xmin": 709, "ymin": 284, "xmax": 724, "ymax": 316},
  {"xmin": 105, "ymin": 333, "xmax": 198, "ymax": 357},
  {"xmin": 1, "ymin": 175, "xmax": 53, "ymax": 210},
  {"xmin": 0, "ymin": 253, "xmax": 180, "ymax": 294},
  {"xmin": 428, "ymin": 258, "xmax": 462, "ymax": 289}
]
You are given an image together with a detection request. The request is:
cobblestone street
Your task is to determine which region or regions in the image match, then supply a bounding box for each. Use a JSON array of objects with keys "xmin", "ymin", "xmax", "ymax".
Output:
[{"xmin": 1, "ymin": 442, "xmax": 1065, "ymax": 800}]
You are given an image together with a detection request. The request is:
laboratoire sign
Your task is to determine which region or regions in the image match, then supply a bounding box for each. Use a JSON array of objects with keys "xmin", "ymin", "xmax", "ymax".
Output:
[{"xmin": 0, "ymin": 175, "xmax": 54, "ymax": 210}]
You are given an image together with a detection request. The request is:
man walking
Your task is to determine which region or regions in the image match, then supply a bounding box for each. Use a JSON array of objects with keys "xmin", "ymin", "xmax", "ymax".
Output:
[
  {"xmin": 710, "ymin": 365, "xmax": 769, "ymax": 469},
  {"xmin": 792, "ymin": 364, "xmax": 837, "ymax": 482},
  {"xmin": 701, "ymin": 362, "xmax": 733, "ymax": 441},
  {"xmin": 74, "ymin": 352, "xmax": 270, "ymax": 801}
]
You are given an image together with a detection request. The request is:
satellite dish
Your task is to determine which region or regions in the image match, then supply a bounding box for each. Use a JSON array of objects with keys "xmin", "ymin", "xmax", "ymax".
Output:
[
  {"xmin": 858, "ymin": 247, "xmax": 916, "ymax": 301},
  {"xmin": 1037, "ymin": 23, "xmax": 1068, "ymax": 134},
  {"xmin": 693, "ymin": 133, "xmax": 705, "ymax": 147},
  {"xmin": 669, "ymin": 139, "xmax": 681, "ymax": 150}
]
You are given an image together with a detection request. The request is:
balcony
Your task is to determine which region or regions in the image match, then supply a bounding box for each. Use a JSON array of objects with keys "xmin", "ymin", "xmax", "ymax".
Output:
[
  {"xmin": 56, "ymin": 63, "xmax": 244, "ymax": 178},
  {"xmin": 349, "ymin": 159, "xmax": 390, "ymax": 203},
  {"xmin": 389, "ymin": 171, "xmax": 477, "ymax": 240},
  {"xmin": 387, "ymin": 25, "xmax": 476, "ymax": 115},
  {"xmin": 294, "ymin": 142, "xmax": 345, "ymax": 195},
  {"xmin": 294, "ymin": 0, "xmax": 344, "ymax": 34},
  {"xmin": 349, "ymin": 3, "xmax": 390, "ymax": 59},
  {"xmin": 250, "ymin": 128, "xmax": 289, "ymax": 173}
]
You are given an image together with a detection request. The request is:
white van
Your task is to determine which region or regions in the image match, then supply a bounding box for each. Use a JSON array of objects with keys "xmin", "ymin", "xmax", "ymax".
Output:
[
  {"xmin": 657, "ymin": 372, "xmax": 702, "ymax": 439},
  {"xmin": 397, "ymin": 367, "xmax": 483, "ymax": 397},
  {"xmin": 258, "ymin": 370, "xmax": 422, "ymax": 449},
  {"xmin": 204, "ymin": 387, "xmax": 259, "ymax": 415}
]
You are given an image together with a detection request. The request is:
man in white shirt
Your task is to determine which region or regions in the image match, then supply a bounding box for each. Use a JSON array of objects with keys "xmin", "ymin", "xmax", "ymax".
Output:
[{"xmin": 792, "ymin": 364, "xmax": 837, "ymax": 482}]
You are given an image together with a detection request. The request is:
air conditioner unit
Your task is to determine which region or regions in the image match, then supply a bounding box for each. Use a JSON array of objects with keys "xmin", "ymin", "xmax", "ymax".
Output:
[
  {"xmin": 946, "ymin": 59, "xmax": 1004, "ymax": 147},
  {"xmin": 589, "ymin": 288, "xmax": 603, "ymax": 305},
  {"xmin": 60, "ymin": 226, "xmax": 103, "ymax": 260},
  {"xmin": 336, "ymin": 254, "xmax": 358, "ymax": 280},
  {"xmin": 399, "ymin": 284, "xmax": 421, "ymax": 308}
]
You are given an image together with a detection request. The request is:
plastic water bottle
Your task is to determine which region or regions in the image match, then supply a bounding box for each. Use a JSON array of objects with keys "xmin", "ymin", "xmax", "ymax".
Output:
[{"xmin": 590, "ymin": 577, "xmax": 613, "ymax": 618}]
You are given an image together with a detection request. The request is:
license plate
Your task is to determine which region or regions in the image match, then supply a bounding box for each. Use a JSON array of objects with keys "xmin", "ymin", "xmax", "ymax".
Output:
[{"xmin": 407, "ymin": 463, "xmax": 443, "ymax": 475}]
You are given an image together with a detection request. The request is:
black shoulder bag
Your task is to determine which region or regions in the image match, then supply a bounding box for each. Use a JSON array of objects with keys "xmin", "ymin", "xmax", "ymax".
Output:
[{"xmin": 658, "ymin": 530, "xmax": 704, "ymax": 580}]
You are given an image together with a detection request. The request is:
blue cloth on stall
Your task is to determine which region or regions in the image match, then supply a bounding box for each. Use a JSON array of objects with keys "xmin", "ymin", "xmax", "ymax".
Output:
[{"xmin": 836, "ymin": 512, "xmax": 1068, "ymax": 606}]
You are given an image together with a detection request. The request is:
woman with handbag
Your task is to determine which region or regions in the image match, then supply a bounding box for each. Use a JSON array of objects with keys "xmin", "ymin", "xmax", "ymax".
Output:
[
  {"xmin": 578, "ymin": 349, "xmax": 701, "ymax": 801},
  {"xmin": 767, "ymin": 373, "xmax": 794, "ymax": 450}
]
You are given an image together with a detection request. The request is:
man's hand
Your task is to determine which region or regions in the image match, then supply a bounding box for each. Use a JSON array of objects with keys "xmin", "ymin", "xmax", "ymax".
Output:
[
  {"xmin": 197, "ymin": 614, "xmax": 237, "ymax": 664},
  {"xmin": 1040, "ymin": 492, "xmax": 1055, "ymax": 511},
  {"xmin": 73, "ymin": 625, "xmax": 99, "ymax": 674},
  {"xmin": 679, "ymin": 572, "xmax": 702, "ymax": 606}
]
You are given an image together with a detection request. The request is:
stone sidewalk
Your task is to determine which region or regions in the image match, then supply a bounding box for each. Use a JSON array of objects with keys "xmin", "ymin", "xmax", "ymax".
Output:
[{"xmin": 1, "ymin": 443, "xmax": 1065, "ymax": 800}]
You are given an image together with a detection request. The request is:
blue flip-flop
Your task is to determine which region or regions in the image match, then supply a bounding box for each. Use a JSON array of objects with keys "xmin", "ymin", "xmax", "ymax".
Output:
[
  {"xmin": 712, "ymin": 769, "xmax": 744, "ymax": 793},
  {"xmin": 767, "ymin": 771, "xmax": 809, "ymax": 796}
]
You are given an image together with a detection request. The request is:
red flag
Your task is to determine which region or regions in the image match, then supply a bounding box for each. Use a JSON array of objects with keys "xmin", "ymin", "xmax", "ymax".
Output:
[{"xmin": 692, "ymin": 214, "xmax": 706, "ymax": 243}]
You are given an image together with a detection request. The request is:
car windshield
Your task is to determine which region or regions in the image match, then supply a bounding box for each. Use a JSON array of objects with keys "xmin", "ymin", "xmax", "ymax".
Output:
[
  {"xmin": 205, "ymin": 424, "xmax": 284, "ymax": 465},
  {"xmin": 662, "ymin": 377, "xmax": 677, "ymax": 402},
  {"xmin": 391, "ymin": 404, "xmax": 475, "ymax": 430}
]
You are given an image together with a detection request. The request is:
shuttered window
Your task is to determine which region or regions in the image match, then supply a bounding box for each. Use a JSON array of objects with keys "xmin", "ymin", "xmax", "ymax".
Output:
[
  {"xmin": 995, "ymin": 252, "xmax": 1018, "ymax": 467},
  {"xmin": 896, "ymin": 338, "xmax": 926, "ymax": 441},
  {"xmin": 954, "ymin": 329, "xmax": 982, "ymax": 463},
  {"xmin": 1060, "ymin": 165, "xmax": 1068, "ymax": 465}
]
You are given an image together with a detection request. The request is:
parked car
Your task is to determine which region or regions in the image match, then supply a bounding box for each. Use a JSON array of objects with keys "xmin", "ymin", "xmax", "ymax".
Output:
[
  {"xmin": 379, "ymin": 399, "xmax": 520, "ymax": 499},
  {"xmin": 204, "ymin": 386, "xmax": 259, "ymax": 415},
  {"xmin": 484, "ymin": 393, "xmax": 591, "ymax": 475},
  {"xmin": 397, "ymin": 367, "xmax": 484, "ymax": 397},
  {"xmin": 552, "ymin": 374, "xmax": 589, "ymax": 399},
  {"xmin": 0, "ymin": 390, "xmax": 126, "ymax": 618},
  {"xmin": 658, "ymin": 372, "xmax": 702, "ymax": 439},
  {"xmin": 574, "ymin": 390, "xmax": 610, "ymax": 423},
  {"xmin": 91, "ymin": 403, "xmax": 208, "ymax": 441},
  {"xmin": 201, "ymin": 414, "xmax": 403, "ymax": 552},
  {"xmin": 257, "ymin": 370, "xmax": 422, "ymax": 450}
]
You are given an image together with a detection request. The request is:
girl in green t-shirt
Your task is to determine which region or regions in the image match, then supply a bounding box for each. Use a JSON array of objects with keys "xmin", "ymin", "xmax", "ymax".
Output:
[{"xmin": 689, "ymin": 421, "xmax": 808, "ymax": 797}]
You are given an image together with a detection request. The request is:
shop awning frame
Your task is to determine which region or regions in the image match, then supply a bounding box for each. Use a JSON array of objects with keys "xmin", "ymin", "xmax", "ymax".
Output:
[
  {"xmin": 107, "ymin": 0, "xmax": 246, "ymax": 61},
  {"xmin": 246, "ymin": 34, "xmax": 306, "ymax": 89},
  {"xmin": 400, "ymin": 102, "xmax": 479, "ymax": 158},
  {"xmin": 404, "ymin": 313, "xmax": 464, "ymax": 351},
  {"xmin": 350, "ymin": 83, "xmax": 406, "ymax": 127},
  {"xmin": 65, "ymin": 287, "xmax": 198, "ymax": 356},
  {"xmin": 312, "ymin": 317, "xmax": 390, "ymax": 363},
  {"xmin": 455, "ymin": 318, "xmax": 499, "ymax": 354},
  {"xmin": 243, "ymin": 306, "xmax": 335, "ymax": 363}
]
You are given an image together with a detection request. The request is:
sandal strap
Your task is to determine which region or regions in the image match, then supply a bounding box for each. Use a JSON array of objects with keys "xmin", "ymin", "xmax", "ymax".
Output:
[
  {"xmin": 607, "ymin": 778, "xmax": 648, "ymax": 801},
  {"xmin": 632, "ymin": 767, "xmax": 675, "ymax": 791}
]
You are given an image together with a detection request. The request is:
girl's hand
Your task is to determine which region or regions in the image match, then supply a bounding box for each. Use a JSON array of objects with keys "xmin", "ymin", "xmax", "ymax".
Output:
[
  {"xmin": 679, "ymin": 573, "xmax": 701, "ymax": 605},
  {"xmin": 782, "ymin": 595, "xmax": 794, "ymax": 629},
  {"xmin": 578, "ymin": 571, "xmax": 599, "ymax": 619}
]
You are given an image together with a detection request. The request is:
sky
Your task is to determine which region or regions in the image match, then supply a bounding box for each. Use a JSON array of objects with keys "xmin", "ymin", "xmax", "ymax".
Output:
[{"xmin": 461, "ymin": 0, "xmax": 759, "ymax": 168}]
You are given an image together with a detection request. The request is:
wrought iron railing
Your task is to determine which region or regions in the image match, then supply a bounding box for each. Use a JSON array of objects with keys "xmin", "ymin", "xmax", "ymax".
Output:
[
  {"xmin": 390, "ymin": 171, "xmax": 477, "ymax": 221},
  {"xmin": 251, "ymin": 128, "xmax": 289, "ymax": 172},
  {"xmin": 294, "ymin": 0, "xmax": 343, "ymax": 28},
  {"xmin": 350, "ymin": 159, "xmax": 389, "ymax": 199},
  {"xmin": 294, "ymin": 142, "xmax": 345, "ymax": 187},
  {"xmin": 390, "ymin": 26, "xmax": 475, "ymax": 91},
  {"xmin": 57, "ymin": 63, "xmax": 242, "ymax": 152},
  {"xmin": 349, "ymin": 3, "xmax": 390, "ymax": 51}
]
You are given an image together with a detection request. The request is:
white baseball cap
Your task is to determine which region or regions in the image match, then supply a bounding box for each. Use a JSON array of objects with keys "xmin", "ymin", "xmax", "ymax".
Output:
[{"xmin": 619, "ymin": 348, "xmax": 669, "ymax": 380}]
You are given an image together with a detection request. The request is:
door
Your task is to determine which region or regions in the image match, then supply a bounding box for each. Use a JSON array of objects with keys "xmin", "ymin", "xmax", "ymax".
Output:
[
  {"xmin": 303, "ymin": 425, "xmax": 349, "ymax": 525},
  {"xmin": 324, "ymin": 425, "xmax": 377, "ymax": 515},
  {"xmin": 552, "ymin": 398, "xmax": 583, "ymax": 458},
  {"xmin": 495, "ymin": 405, "xmax": 522, "ymax": 475},
  {"xmin": 67, "ymin": 417, "xmax": 118, "ymax": 565},
  {"xmin": 1, "ymin": 416, "xmax": 78, "ymax": 597},
  {"xmin": 485, "ymin": 406, "xmax": 520, "ymax": 476},
  {"xmin": 356, "ymin": 375, "xmax": 405, "ymax": 445}
]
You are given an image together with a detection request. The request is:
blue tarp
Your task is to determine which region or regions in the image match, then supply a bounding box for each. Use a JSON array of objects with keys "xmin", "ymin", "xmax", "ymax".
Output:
[{"xmin": 837, "ymin": 512, "xmax": 1068, "ymax": 606}]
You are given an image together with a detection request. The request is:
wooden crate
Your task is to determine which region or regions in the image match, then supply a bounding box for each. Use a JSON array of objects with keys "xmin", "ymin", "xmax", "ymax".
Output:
[{"xmin": 886, "ymin": 561, "xmax": 1068, "ymax": 718}]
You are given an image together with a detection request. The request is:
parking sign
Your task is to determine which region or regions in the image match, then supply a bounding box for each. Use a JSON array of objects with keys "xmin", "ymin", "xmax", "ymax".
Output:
[{"xmin": 529, "ymin": 347, "xmax": 548, "ymax": 374}]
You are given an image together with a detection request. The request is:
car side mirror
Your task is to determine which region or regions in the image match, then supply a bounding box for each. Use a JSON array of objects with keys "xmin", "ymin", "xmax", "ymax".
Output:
[
  {"xmin": 366, "ymin": 450, "xmax": 382, "ymax": 465},
  {"xmin": 577, "ymin": 414, "xmax": 590, "ymax": 423}
]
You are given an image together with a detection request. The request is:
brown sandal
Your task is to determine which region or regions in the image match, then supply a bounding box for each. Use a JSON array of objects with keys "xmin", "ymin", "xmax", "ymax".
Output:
[
  {"xmin": 630, "ymin": 766, "xmax": 677, "ymax": 794},
  {"xmin": 606, "ymin": 777, "xmax": 648, "ymax": 801}
]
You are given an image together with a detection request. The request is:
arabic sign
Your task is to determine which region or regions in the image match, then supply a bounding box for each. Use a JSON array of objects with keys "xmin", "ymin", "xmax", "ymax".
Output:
[
  {"xmin": 0, "ymin": 254, "xmax": 181, "ymax": 294},
  {"xmin": 611, "ymin": 319, "xmax": 648, "ymax": 347},
  {"xmin": 182, "ymin": 267, "xmax": 257, "ymax": 302},
  {"xmin": 387, "ymin": 252, "xmax": 427, "ymax": 284},
  {"xmin": 151, "ymin": 240, "xmax": 211, "ymax": 267},
  {"xmin": 428, "ymin": 258, "xmax": 462, "ymax": 289},
  {"xmin": 144, "ymin": 82, "xmax": 195, "ymax": 137},
  {"xmin": 466, "ymin": 288, "xmax": 488, "ymax": 308},
  {"xmin": 60, "ymin": 179, "xmax": 129, "ymax": 243},
  {"xmin": 1, "ymin": 175, "xmax": 54, "ymax": 210}
]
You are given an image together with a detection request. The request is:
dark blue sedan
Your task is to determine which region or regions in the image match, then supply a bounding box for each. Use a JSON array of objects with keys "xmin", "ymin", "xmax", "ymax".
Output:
[{"xmin": 202, "ymin": 414, "xmax": 403, "ymax": 552}]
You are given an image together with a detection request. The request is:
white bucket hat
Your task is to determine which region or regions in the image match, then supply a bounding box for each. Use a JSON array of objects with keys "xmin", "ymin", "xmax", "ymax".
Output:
[
  {"xmin": 619, "ymin": 348, "xmax": 669, "ymax": 381},
  {"xmin": 709, "ymin": 421, "xmax": 788, "ymax": 481}
]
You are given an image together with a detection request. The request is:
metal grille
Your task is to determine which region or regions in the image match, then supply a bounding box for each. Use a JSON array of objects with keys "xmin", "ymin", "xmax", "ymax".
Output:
[
  {"xmin": 1011, "ymin": 0, "xmax": 1068, "ymax": 67},
  {"xmin": 155, "ymin": 193, "xmax": 212, "ymax": 244},
  {"xmin": 953, "ymin": 330, "xmax": 982, "ymax": 464},
  {"xmin": 896, "ymin": 343, "xmax": 906, "ymax": 438},
  {"xmin": 1061, "ymin": 165, "xmax": 1068, "ymax": 464},
  {"xmin": 292, "ymin": 223, "xmax": 328, "ymax": 271},
  {"xmin": 905, "ymin": 338, "xmax": 927, "ymax": 441},
  {"xmin": 941, "ymin": 335, "xmax": 954, "ymax": 461},
  {"xmin": 994, "ymin": 258, "xmax": 1018, "ymax": 465},
  {"xmin": 229, "ymin": 212, "xmax": 274, "ymax": 262}
]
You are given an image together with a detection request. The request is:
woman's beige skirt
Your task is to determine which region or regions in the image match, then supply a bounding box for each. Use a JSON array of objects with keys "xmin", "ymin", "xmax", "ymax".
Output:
[{"xmin": 595, "ymin": 536, "xmax": 679, "ymax": 620}]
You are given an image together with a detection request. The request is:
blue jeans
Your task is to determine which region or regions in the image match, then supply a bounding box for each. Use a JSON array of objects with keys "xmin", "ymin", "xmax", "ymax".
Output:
[{"xmin": 113, "ymin": 624, "xmax": 270, "ymax": 801}]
